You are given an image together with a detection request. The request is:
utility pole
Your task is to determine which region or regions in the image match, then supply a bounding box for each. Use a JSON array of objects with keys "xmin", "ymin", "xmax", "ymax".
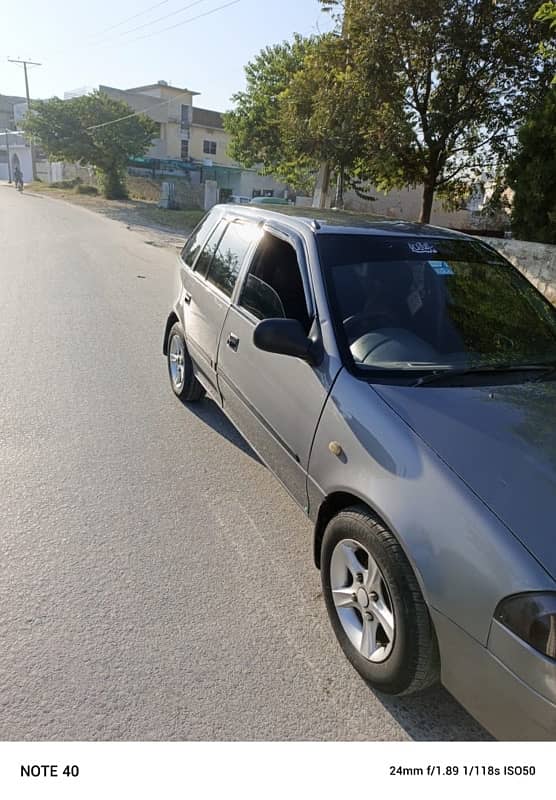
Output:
[
  {"xmin": 5, "ymin": 130, "xmax": 12, "ymax": 183},
  {"xmin": 7, "ymin": 57, "xmax": 42, "ymax": 180}
]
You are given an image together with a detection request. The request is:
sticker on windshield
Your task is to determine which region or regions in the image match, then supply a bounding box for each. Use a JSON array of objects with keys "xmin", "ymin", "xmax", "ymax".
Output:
[
  {"xmin": 408, "ymin": 241, "xmax": 438, "ymax": 255},
  {"xmin": 428, "ymin": 260, "xmax": 454, "ymax": 276}
]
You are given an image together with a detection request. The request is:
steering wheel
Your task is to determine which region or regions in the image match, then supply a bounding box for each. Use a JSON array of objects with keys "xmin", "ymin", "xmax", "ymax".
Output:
[
  {"xmin": 343, "ymin": 311, "xmax": 400, "ymax": 342},
  {"xmin": 494, "ymin": 333, "xmax": 515, "ymax": 350}
]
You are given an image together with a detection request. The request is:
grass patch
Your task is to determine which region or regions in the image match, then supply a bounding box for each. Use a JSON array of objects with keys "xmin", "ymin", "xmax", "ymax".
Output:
[
  {"xmin": 26, "ymin": 181, "xmax": 57, "ymax": 192},
  {"xmin": 51, "ymin": 178, "xmax": 82, "ymax": 189},
  {"xmin": 25, "ymin": 180, "xmax": 204, "ymax": 236},
  {"xmin": 75, "ymin": 184, "xmax": 98, "ymax": 195},
  {"xmin": 138, "ymin": 206, "xmax": 204, "ymax": 231}
]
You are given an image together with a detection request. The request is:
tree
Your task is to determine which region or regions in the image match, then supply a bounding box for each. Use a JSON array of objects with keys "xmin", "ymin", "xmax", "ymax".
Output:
[
  {"xmin": 22, "ymin": 91, "xmax": 157, "ymax": 198},
  {"xmin": 507, "ymin": 88, "xmax": 556, "ymax": 243},
  {"xmin": 225, "ymin": 32, "xmax": 369, "ymax": 206},
  {"xmin": 224, "ymin": 35, "xmax": 319, "ymax": 193},
  {"xmin": 322, "ymin": 0, "xmax": 552, "ymax": 222},
  {"xmin": 280, "ymin": 33, "xmax": 370, "ymax": 207},
  {"xmin": 535, "ymin": 2, "xmax": 556, "ymax": 77},
  {"xmin": 536, "ymin": 2, "xmax": 556, "ymax": 32}
]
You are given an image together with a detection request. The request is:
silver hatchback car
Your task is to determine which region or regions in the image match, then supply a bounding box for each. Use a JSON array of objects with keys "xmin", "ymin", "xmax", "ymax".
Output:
[{"xmin": 164, "ymin": 205, "xmax": 556, "ymax": 740}]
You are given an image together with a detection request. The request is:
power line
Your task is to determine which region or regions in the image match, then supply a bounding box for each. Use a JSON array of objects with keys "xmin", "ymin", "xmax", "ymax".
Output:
[
  {"xmin": 126, "ymin": 0, "xmax": 241, "ymax": 43},
  {"xmin": 87, "ymin": 0, "xmax": 172, "ymax": 39},
  {"xmin": 116, "ymin": 0, "xmax": 209, "ymax": 37},
  {"xmin": 46, "ymin": 0, "xmax": 196, "ymax": 59},
  {"xmin": 46, "ymin": 0, "xmax": 241, "ymax": 62},
  {"xmin": 73, "ymin": 0, "xmax": 244, "ymax": 133}
]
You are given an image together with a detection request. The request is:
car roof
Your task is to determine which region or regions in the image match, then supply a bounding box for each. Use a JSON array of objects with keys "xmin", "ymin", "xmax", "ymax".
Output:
[{"xmin": 216, "ymin": 203, "xmax": 474, "ymax": 241}]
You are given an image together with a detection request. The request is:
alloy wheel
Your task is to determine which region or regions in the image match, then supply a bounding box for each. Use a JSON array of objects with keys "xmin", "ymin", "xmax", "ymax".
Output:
[
  {"xmin": 330, "ymin": 538, "xmax": 395, "ymax": 663},
  {"xmin": 169, "ymin": 333, "xmax": 186, "ymax": 392}
]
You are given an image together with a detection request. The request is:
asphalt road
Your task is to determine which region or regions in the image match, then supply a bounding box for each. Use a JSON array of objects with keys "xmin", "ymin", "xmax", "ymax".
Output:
[{"xmin": 0, "ymin": 186, "xmax": 490, "ymax": 740}]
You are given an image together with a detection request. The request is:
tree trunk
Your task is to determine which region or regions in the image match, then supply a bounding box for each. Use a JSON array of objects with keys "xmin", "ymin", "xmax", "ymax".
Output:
[
  {"xmin": 334, "ymin": 165, "xmax": 345, "ymax": 209},
  {"xmin": 419, "ymin": 181, "xmax": 435, "ymax": 224},
  {"xmin": 313, "ymin": 161, "xmax": 331, "ymax": 209},
  {"xmin": 99, "ymin": 166, "xmax": 127, "ymax": 199}
]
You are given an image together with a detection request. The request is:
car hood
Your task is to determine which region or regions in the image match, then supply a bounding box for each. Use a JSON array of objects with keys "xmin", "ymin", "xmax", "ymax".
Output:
[{"xmin": 374, "ymin": 380, "xmax": 556, "ymax": 580}]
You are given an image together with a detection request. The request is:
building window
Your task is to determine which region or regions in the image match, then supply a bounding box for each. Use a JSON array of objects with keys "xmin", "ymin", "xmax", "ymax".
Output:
[
  {"xmin": 181, "ymin": 140, "xmax": 189, "ymax": 160},
  {"xmin": 203, "ymin": 140, "xmax": 217, "ymax": 155},
  {"xmin": 180, "ymin": 105, "xmax": 190, "ymax": 132}
]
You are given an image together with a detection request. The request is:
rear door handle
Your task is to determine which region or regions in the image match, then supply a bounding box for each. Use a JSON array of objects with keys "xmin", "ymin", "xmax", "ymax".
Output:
[
  {"xmin": 183, "ymin": 290, "xmax": 192, "ymax": 304},
  {"xmin": 227, "ymin": 333, "xmax": 240, "ymax": 351}
]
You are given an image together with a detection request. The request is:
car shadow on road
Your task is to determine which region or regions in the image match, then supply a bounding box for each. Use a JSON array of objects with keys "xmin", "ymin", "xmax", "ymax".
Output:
[
  {"xmin": 373, "ymin": 683, "xmax": 493, "ymax": 741},
  {"xmin": 183, "ymin": 396, "xmax": 492, "ymax": 741},
  {"xmin": 185, "ymin": 396, "xmax": 262, "ymax": 464}
]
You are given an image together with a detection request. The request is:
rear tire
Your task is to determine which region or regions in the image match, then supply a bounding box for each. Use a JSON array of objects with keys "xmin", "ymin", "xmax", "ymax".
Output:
[
  {"xmin": 167, "ymin": 322, "xmax": 205, "ymax": 403},
  {"xmin": 321, "ymin": 505, "xmax": 439, "ymax": 695}
]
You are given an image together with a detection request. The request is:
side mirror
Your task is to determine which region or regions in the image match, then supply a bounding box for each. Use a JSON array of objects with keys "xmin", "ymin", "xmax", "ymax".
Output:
[{"xmin": 253, "ymin": 318, "xmax": 323, "ymax": 366}]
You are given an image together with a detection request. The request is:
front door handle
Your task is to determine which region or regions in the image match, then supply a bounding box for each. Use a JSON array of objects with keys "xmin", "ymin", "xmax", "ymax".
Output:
[
  {"xmin": 227, "ymin": 333, "xmax": 240, "ymax": 351},
  {"xmin": 183, "ymin": 290, "xmax": 192, "ymax": 304}
]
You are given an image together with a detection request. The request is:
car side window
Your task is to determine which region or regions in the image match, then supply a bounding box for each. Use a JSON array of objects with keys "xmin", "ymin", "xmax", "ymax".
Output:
[
  {"xmin": 238, "ymin": 233, "xmax": 311, "ymax": 333},
  {"xmin": 205, "ymin": 221, "xmax": 259, "ymax": 297},
  {"xmin": 180, "ymin": 213, "xmax": 219, "ymax": 270},
  {"xmin": 193, "ymin": 220, "xmax": 227, "ymax": 278}
]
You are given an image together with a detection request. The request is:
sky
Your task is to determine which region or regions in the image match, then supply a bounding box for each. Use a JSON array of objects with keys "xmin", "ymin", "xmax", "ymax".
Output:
[{"xmin": 1, "ymin": 0, "xmax": 334, "ymax": 111}]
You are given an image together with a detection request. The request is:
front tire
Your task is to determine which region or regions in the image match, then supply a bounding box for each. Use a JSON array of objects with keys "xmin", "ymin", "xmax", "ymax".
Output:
[
  {"xmin": 167, "ymin": 322, "xmax": 205, "ymax": 403},
  {"xmin": 321, "ymin": 505, "xmax": 439, "ymax": 695}
]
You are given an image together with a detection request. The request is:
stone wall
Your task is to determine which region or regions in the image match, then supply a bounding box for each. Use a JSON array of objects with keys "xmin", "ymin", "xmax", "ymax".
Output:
[
  {"xmin": 480, "ymin": 237, "xmax": 556, "ymax": 305},
  {"xmin": 127, "ymin": 175, "xmax": 203, "ymax": 209}
]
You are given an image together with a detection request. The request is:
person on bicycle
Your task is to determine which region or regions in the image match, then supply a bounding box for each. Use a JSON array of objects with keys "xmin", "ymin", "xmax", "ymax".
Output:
[{"xmin": 14, "ymin": 165, "xmax": 23, "ymax": 189}]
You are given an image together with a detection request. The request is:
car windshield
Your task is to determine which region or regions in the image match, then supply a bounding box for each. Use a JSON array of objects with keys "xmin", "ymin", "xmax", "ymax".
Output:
[{"xmin": 318, "ymin": 234, "xmax": 556, "ymax": 377}]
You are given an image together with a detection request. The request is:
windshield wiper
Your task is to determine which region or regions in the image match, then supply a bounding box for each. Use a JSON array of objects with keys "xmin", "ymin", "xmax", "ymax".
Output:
[{"xmin": 414, "ymin": 362, "xmax": 556, "ymax": 387}]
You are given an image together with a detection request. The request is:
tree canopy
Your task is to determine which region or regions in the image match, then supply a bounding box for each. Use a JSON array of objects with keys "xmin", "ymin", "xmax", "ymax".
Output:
[
  {"xmin": 535, "ymin": 2, "xmax": 556, "ymax": 75},
  {"xmin": 22, "ymin": 91, "xmax": 157, "ymax": 198},
  {"xmin": 224, "ymin": 35, "xmax": 319, "ymax": 193},
  {"xmin": 507, "ymin": 87, "xmax": 556, "ymax": 243},
  {"xmin": 224, "ymin": 32, "xmax": 367, "ymax": 202},
  {"xmin": 226, "ymin": 1, "xmax": 552, "ymax": 221},
  {"xmin": 536, "ymin": 2, "xmax": 556, "ymax": 32},
  {"xmin": 322, "ymin": 0, "xmax": 552, "ymax": 222}
]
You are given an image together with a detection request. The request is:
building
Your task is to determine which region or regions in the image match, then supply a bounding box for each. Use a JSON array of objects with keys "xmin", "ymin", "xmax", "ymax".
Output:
[
  {"xmin": 101, "ymin": 81, "xmax": 235, "ymax": 167},
  {"xmin": 0, "ymin": 131, "xmax": 33, "ymax": 182},
  {"xmin": 97, "ymin": 80, "xmax": 289, "ymax": 200},
  {"xmin": 64, "ymin": 87, "xmax": 95, "ymax": 100},
  {"xmin": 99, "ymin": 81, "xmax": 198, "ymax": 162},
  {"xmin": 0, "ymin": 94, "xmax": 27, "ymax": 131},
  {"xmin": 190, "ymin": 106, "xmax": 234, "ymax": 166}
]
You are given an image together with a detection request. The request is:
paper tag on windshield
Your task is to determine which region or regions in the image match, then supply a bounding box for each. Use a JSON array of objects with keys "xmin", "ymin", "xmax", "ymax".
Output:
[{"xmin": 428, "ymin": 260, "xmax": 454, "ymax": 276}]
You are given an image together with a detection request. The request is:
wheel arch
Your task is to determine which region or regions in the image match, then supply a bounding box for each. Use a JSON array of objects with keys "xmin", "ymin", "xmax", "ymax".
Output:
[
  {"xmin": 314, "ymin": 492, "xmax": 364, "ymax": 569},
  {"xmin": 163, "ymin": 312, "xmax": 180, "ymax": 355},
  {"xmin": 313, "ymin": 491, "xmax": 430, "ymax": 605}
]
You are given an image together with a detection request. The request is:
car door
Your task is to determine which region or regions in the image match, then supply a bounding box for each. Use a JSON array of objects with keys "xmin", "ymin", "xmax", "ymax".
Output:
[
  {"xmin": 179, "ymin": 213, "xmax": 226, "ymax": 396},
  {"xmin": 183, "ymin": 216, "xmax": 262, "ymax": 398},
  {"xmin": 217, "ymin": 226, "xmax": 335, "ymax": 509}
]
